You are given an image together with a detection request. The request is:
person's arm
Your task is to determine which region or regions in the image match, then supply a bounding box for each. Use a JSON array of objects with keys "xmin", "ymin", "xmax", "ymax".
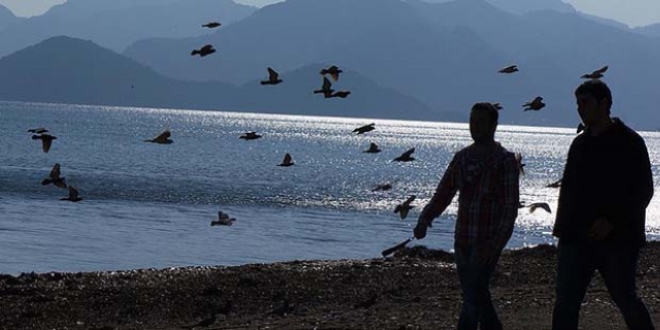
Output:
[
  {"xmin": 630, "ymin": 136, "xmax": 654, "ymax": 209},
  {"xmin": 490, "ymin": 154, "xmax": 520, "ymax": 251},
  {"xmin": 417, "ymin": 155, "xmax": 460, "ymax": 228},
  {"xmin": 553, "ymin": 138, "xmax": 581, "ymax": 238}
]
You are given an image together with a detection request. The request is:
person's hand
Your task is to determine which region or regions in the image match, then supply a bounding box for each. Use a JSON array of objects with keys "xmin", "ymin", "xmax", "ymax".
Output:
[
  {"xmin": 588, "ymin": 217, "xmax": 613, "ymax": 241},
  {"xmin": 414, "ymin": 216, "xmax": 432, "ymax": 239}
]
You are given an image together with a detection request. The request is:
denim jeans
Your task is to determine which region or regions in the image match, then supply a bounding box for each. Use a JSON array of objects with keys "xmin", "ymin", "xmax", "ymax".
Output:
[
  {"xmin": 455, "ymin": 244, "xmax": 503, "ymax": 330},
  {"xmin": 552, "ymin": 241, "xmax": 655, "ymax": 330}
]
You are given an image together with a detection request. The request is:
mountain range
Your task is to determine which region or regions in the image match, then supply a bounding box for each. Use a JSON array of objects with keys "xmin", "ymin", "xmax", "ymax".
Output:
[
  {"xmin": 0, "ymin": 0, "xmax": 256, "ymax": 56},
  {"xmin": 2, "ymin": 0, "xmax": 660, "ymax": 128},
  {"xmin": 0, "ymin": 36, "xmax": 437, "ymax": 120}
]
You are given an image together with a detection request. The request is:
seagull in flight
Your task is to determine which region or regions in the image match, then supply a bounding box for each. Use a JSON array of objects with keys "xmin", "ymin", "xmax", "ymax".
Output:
[{"xmin": 260, "ymin": 67, "xmax": 283, "ymax": 85}]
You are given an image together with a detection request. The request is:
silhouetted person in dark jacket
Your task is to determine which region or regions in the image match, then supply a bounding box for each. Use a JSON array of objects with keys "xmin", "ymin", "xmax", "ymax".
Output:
[{"xmin": 552, "ymin": 80, "xmax": 655, "ymax": 330}]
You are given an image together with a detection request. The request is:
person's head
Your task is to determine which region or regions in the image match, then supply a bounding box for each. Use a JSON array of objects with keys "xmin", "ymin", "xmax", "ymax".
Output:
[
  {"xmin": 575, "ymin": 80, "xmax": 612, "ymax": 126},
  {"xmin": 470, "ymin": 102, "xmax": 499, "ymax": 144}
]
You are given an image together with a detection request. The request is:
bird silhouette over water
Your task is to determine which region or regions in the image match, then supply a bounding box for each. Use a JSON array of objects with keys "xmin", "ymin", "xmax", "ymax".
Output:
[
  {"xmin": 28, "ymin": 127, "xmax": 48, "ymax": 134},
  {"xmin": 490, "ymin": 103, "xmax": 503, "ymax": 110},
  {"xmin": 581, "ymin": 65, "xmax": 608, "ymax": 79},
  {"xmin": 278, "ymin": 153, "xmax": 294, "ymax": 167},
  {"xmin": 145, "ymin": 130, "xmax": 173, "ymax": 144},
  {"xmin": 191, "ymin": 44, "xmax": 216, "ymax": 57},
  {"xmin": 211, "ymin": 211, "xmax": 236, "ymax": 226},
  {"xmin": 32, "ymin": 134, "xmax": 57, "ymax": 153},
  {"xmin": 260, "ymin": 67, "xmax": 283, "ymax": 85},
  {"xmin": 498, "ymin": 65, "xmax": 518, "ymax": 74},
  {"xmin": 394, "ymin": 195, "xmax": 416, "ymax": 219},
  {"xmin": 313, "ymin": 77, "xmax": 334, "ymax": 98},
  {"xmin": 353, "ymin": 123, "xmax": 375, "ymax": 135},
  {"xmin": 523, "ymin": 97, "xmax": 545, "ymax": 111},
  {"xmin": 202, "ymin": 22, "xmax": 221, "ymax": 28},
  {"xmin": 546, "ymin": 179, "xmax": 562, "ymax": 188},
  {"xmin": 61, "ymin": 186, "xmax": 83, "ymax": 202},
  {"xmin": 372, "ymin": 183, "xmax": 393, "ymax": 192},
  {"xmin": 42, "ymin": 163, "xmax": 67, "ymax": 189},
  {"xmin": 393, "ymin": 148, "xmax": 415, "ymax": 162},
  {"xmin": 364, "ymin": 142, "xmax": 381, "ymax": 153},
  {"xmin": 577, "ymin": 123, "xmax": 586, "ymax": 134},
  {"xmin": 528, "ymin": 202, "xmax": 552, "ymax": 214},
  {"xmin": 515, "ymin": 153, "xmax": 526, "ymax": 175},
  {"xmin": 239, "ymin": 131, "xmax": 262, "ymax": 140},
  {"xmin": 320, "ymin": 65, "xmax": 343, "ymax": 81},
  {"xmin": 329, "ymin": 91, "xmax": 351, "ymax": 99}
]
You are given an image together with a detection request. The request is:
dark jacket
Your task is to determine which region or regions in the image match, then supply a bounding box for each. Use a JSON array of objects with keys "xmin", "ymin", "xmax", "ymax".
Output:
[{"xmin": 553, "ymin": 118, "xmax": 653, "ymax": 246}]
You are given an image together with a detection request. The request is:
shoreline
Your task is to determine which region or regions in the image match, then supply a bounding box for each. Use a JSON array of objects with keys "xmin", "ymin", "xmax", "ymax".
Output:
[{"xmin": 1, "ymin": 242, "xmax": 659, "ymax": 329}]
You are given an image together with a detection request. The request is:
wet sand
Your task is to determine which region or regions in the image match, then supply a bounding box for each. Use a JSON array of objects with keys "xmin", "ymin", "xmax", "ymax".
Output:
[{"xmin": 1, "ymin": 242, "xmax": 659, "ymax": 330}]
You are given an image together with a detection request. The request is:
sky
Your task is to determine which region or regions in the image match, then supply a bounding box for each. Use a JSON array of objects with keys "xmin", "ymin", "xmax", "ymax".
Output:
[{"xmin": 0, "ymin": 0, "xmax": 658, "ymax": 28}]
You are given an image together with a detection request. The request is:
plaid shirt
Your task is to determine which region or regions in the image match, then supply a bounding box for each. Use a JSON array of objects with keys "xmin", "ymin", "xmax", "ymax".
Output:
[{"xmin": 421, "ymin": 144, "xmax": 519, "ymax": 249}]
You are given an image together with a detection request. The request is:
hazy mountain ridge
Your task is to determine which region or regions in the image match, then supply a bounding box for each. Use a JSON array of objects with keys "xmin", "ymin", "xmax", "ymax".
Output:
[
  {"xmin": 3, "ymin": 0, "xmax": 660, "ymax": 128},
  {"xmin": 124, "ymin": 0, "xmax": 660, "ymax": 128},
  {"xmin": 0, "ymin": 4, "xmax": 23, "ymax": 31},
  {"xmin": 0, "ymin": 0, "xmax": 256, "ymax": 56},
  {"xmin": 0, "ymin": 36, "xmax": 438, "ymax": 121}
]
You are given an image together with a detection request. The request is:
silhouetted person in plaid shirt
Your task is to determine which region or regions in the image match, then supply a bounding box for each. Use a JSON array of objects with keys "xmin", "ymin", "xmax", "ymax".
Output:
[{"xmin": 415, "ymin": 102, "xmax": 520, "ymax": 330}]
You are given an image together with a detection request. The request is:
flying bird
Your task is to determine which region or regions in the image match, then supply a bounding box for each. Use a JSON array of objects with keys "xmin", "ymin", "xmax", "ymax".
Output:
[
  {"xmin": 498, "ymin": 65, "xmax": 518, "ymax": 74},
  {"xmin": 191, "ymin": 44, "xmax": 216, "ymax": 57},
  {"xmin": 239, "ymin": 131, "xmax": 262, "ymax": 140},
  {"xmin": 581, "ymin": 65, "xmax": 608, "ymax": 79},
  {"xmin": 372, "ymin": 183, "xmax": 392, "ymax": 192},
  {"xmin": 546, "ymin": 179, "xmax": 562, "ymax": 188},
  {"xmin": 28, "ymin": 127, "xmax": 48, "ymax": 134},
  {"xmin": 145, "ymin": 130, "xmax": 173, "ymax": 144},
  {"xmin": 528, "ymin": 202, "xmax": 552, "ymax": 214},
  {"xmin": 211, "ymin": 211, "xmax": 236, "ymax": 226},
  {"xmin": 260, "ymin": 67, "xmax": 283, "ymax": 85},
  {"xmin": 61, "ymin": 186, "xmax": 83, "ymax": 202},
  {"xmin": 523, "ymin": 96, "xmax": 545, "ymax": 111},
  {"xmin": 490, "ymin": 102, "xmax": 503, "ymax": 110},
  {"xmin": 278, "ymin": 153, "xmax": 294, "ymax": 167},
  {"xmin": 202, "ymin": 22, "xmax": 221, "ymax": 28},
  {"xmin": 393, "ymin": 148, "xmax": 416, "ymax": 162},
  {"xmin": 515, "ymin": 153, "xmax": 525, "ymax": 175},
  {"xmin": 320, "ymin": 65, "xmax": 343, "ymax": 81},
  {"xmin": 313, "ymin": 77, "xmax": 334, "ymax": 98},
  {"xmin": 42, "ymin": 163, "xmax": 67, "ymax": 189},
  {"xmin": 394, "ymin": 195, "xmax": 416, "ymax": 219},
  {"xmin": 31, "ymin": 134, "xmax": 57, "ymax": 153},
  {"xmin": 329, "ymin": 91, "xmax": 351, "ymax": 98},
  {"xmin": 577, "ymin": 123, "xmax": 586, "ymax": 134},
  {"xmin": 353, "ymin": 123, "xmax": 375, "ymax": 135},
  {"xmin": 364, "ymin": 142, "xmax": 381, "ymax": 153}
]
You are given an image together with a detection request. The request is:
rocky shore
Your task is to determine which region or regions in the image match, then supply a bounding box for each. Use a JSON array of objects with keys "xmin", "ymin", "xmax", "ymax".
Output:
[{"xmin": 1, "ymin": 243, "xmax": 659, "ymax": 330}]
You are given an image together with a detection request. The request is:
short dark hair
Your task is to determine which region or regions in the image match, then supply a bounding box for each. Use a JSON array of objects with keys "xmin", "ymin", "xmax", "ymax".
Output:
[
  {"xmin": 471, "ymin": 102, "xmax": 499, "ymax": 126},
  {"xmin": 575, "ymin": 80, "xmax": 613, "ymax": 112}
]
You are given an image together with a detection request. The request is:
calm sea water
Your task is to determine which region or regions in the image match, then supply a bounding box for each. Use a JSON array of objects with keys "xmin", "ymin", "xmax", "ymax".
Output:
[{"xmin": 1, "ymin": 101, "xmax": 659, "ymax": 275}]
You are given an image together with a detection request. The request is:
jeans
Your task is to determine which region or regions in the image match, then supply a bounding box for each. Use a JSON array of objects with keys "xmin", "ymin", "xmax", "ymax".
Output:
[
  {"xmin": 552, "ymin": 241, "xmax": 655, "ymax": 330},
  {"xmin": 455, "ymin": 244, "xmax": 503, "ymax": 330}
]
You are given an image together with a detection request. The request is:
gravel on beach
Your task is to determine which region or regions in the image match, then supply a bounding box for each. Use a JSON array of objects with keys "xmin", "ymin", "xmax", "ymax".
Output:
[{"xmin": 1, "ymin": 242, "xmax": 659, "ymax": 330}]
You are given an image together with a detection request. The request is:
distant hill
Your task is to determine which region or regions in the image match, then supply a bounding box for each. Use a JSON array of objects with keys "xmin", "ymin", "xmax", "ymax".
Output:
[
  {"xmin": 0, "ymin": 4, "xmax": 22, "ymax": 31},
  {"xmin": 634, "ymin": 23, "xmax": 660, "ymax": 38},
  {"xmin": 0, "ymin": 0, "xmax": 256, "ymax": 57},
  {"xmin": 421, "ymin": 0, "xmax": 575, "ymax": 15},
  {"xmin": 124, "ymin": 0, "xmax": 660, "ymax": 128},
  {"xmin": 0, "ymin": 36, "xmax": 437, "ymax": 121},
  {"xmin": 124, "ymin": 0, "xmax": 514, "ymax": 122}
]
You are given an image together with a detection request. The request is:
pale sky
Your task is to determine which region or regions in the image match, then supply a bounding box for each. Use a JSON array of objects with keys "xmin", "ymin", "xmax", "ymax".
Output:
[{"xmin": 0, "ymin": 0, "xmax": 658, "ymax": 28}]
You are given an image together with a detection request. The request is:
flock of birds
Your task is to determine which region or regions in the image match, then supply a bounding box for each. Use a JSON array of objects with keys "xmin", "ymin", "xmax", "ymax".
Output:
[{"xmin": 25, "ymin": 20, "xmax": 611, "ymax": 228}]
